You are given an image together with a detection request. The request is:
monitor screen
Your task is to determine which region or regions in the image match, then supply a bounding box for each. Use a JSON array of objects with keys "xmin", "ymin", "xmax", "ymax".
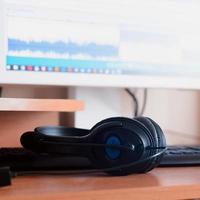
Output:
[{"xmin": 1, "ymin": 0, "xmax": 200, "ymax": 88}]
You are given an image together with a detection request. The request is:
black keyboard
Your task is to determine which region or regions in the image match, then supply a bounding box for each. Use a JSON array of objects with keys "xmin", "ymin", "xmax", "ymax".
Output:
[
  {"xmin": 0, "ymin": 147, "xmax": 92, "ymax": 171},
  {"xmin": 159, "ymin": 146, "xmax": 200, "ymax": 166}
]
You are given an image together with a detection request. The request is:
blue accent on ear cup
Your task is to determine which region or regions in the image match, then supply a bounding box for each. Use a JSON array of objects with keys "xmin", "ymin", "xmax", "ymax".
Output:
[{"xmin": 105, "ymin": 136, "xmax": 121, "ymax": 160}]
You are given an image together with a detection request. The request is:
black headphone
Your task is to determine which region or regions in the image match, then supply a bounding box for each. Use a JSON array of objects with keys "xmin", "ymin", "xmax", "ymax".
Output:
[{"xmin": 20, "ymin": 116, "xmax": 167, "ymax": 176}]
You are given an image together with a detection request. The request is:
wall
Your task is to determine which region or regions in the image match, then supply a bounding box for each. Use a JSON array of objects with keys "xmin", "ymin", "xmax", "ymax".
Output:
[{"xmin": 137, "ymin": 89, "xmax": 200, "ymax": 145}]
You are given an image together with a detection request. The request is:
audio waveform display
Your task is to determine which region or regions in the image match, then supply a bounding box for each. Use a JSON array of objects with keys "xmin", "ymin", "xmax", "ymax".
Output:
[{"xmin": 8, "ymin": 39, "xmax": 119, "ymax": 57}]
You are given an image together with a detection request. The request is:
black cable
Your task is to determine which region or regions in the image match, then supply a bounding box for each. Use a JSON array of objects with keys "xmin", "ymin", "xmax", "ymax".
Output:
[
  {"xmin": 125, "ymin": 88, "xmax": 148, "ymax": 117},
  {"xmin": 0, "ymin": 87, "xmax": 2, "ymax": 97},
  {"xmin": 15, "ymin": 147, "xmax": 167, "ymax": 176},
  {"xmin": 139, "ymin": 89, "xmax": 148, "ymax": 116},
  {"xmin": 125, "ymin": 88, "xmax": 139, "ymax": 117}
]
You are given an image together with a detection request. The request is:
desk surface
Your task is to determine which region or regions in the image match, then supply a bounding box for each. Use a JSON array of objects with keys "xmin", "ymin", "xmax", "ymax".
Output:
[{"xmin": 1, "ymin": 167, "xmax": 200, "ymax": 200}]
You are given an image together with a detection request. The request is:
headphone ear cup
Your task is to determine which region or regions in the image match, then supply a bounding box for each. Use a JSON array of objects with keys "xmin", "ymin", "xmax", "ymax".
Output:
[
  {"xmin": 134, "ymin": 117, "xmax": 166, "ymax": 172},
  {"xmin": 89, "ymin": 117, "xmax": 144, "ymax": 175},
  {"xmin": 89, "ymin": 117, "xmax": 166, "ymax": 175},
  {"xmin": 20, "ymin": 131, "xmax": 39, "ymax": 152}
]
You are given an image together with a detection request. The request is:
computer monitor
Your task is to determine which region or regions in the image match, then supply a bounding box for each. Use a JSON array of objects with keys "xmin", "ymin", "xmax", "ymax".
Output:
[{"xmin": 1, "ymin": 0, "xmax": 200, "ymax": 89}]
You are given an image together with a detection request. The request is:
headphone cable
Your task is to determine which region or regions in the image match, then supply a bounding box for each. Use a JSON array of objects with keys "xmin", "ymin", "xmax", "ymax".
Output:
[{"xmin": 15, "ymin": 147, "xmax": 167, "ymax": 176}]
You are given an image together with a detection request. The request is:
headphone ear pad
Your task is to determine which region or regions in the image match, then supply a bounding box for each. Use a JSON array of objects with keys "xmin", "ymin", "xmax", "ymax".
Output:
[
  {"xmin": 135, "ymin": 117, "xmax": 166, "ymax": 172},
  {"xmin": 89, "ymin": 117, "xmax": 166, "ymax": 175}
]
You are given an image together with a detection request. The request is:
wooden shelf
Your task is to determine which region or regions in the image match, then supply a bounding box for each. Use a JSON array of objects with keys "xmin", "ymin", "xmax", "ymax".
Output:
[
  {"xmin": 1, "ymin": 167, "xmax": 200, "ymax": 200},
  {"xmin": 0, "ymin": 98, "xmax": 84, "ymax": 112}
]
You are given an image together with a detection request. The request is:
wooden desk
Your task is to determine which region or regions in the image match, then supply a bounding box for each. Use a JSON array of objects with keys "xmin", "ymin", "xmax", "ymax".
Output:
[
  {"xmin": 0, "ymin": 98, "xmax": 84, "ymax": 147},
  {"xmin": 0, "ymin": 98, "xmax": 84, "ymax": 112},
  {"xmin": 1, "ymin": 167, "xmax": 200, "ymax": 200}
]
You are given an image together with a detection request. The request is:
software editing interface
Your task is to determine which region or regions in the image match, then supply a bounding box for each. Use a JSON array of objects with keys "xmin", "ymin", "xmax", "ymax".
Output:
[{"xmin": 4, "ymin": 0, "xmax": 200, "ymax": 77}]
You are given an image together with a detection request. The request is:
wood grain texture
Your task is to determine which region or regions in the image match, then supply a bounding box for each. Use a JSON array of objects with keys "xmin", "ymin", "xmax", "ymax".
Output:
[
  {"xmin": 0, "ymin": 98, "xmax": 84, "ymax": 147},
  {"xmin": 1, "ymin": 167, "xmax": 200, "ymax": 200},
  {"xmin": 0, "ymin": 98, "xmax": 84, "ymax": 112},
  {"xmin": 0, "ymin": 112, "xmax": 60, "ymax": 147}
]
